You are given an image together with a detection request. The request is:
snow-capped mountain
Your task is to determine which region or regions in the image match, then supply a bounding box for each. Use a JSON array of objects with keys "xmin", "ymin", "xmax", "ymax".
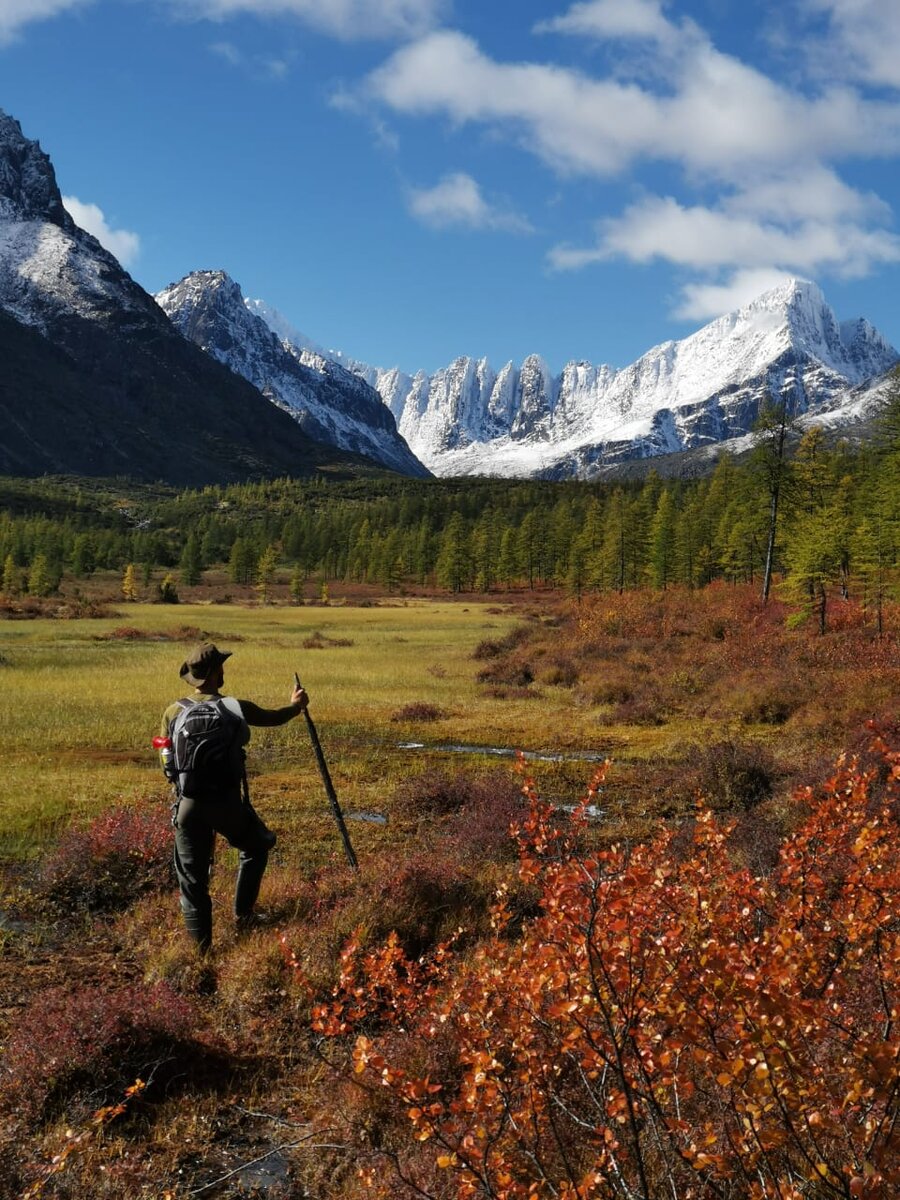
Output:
[
  {"xmin": 3, "ymin": 108, "xmax": 894, "ymax": 484},
  {"xmin": 250, "ymin": 279, "xmax": 898, "ymax": 479},
  {"xmin": 0, "ymin": 114, "xmax": 152, "ymax": 333},
  {"xmin": 0, "ymin": 110, "xmax": 362, "ymax": 484},
  {"xmin": 156, "ymin": 272, "xmax": 428, "ymax": 478}
]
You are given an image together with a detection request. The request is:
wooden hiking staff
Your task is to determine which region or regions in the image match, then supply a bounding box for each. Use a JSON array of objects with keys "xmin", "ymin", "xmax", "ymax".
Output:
[{"xmin": 294, "ymin": 672, "xmax": 359, "ymax": 872}]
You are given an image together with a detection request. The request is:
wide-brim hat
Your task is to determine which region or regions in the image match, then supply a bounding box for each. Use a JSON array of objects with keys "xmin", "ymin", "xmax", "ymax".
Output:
[{"xmin": 179, "ymin": 642, "xmax": 232, "ymax": 687}]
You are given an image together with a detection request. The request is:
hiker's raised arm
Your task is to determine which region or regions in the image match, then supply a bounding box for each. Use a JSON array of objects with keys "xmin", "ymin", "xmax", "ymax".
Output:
[{"xmin": 238, "ymin": 689, "xmax": 308, "ymax": 728}]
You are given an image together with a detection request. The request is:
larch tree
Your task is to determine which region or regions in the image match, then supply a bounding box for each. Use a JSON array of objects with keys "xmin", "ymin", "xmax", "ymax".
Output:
[
  {"xmin": 256, "ymin": 544, "xmax": 279, "ymax": 604},
  {"xmin": 121, "ymin": 563, "xmax": 139, "ymax": 602},
  {"xmin": 649, "ymin": 488, "xmax": 677, "ymax": 590},
  {"xmin": 27, "ymin": 553, "xmax": 53, "ymax": 597},
  {"xmin": 179, "ymin": 533, "xmax": 202, "ymax": 587},
  {"xmin": 2, "ymin": 552, "xmax": 19, "ymax": 596},
  {"xmin": 753, "ymin": 399, "xmax": 793, "ymax": 603},
  {"xmin": 435, "ymin": 513, "xmax": 468, "ymax": 594}
]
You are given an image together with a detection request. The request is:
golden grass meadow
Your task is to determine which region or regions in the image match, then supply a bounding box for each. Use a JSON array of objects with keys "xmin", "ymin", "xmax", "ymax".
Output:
[{"xmin": 0, "ymin": 600, "xmax": 545, "ymax": 853}]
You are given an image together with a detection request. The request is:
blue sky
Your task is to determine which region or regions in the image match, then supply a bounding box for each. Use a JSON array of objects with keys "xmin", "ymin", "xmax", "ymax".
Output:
[{"xmin": 2, "ymin": 0, "xmax": 899, "ymax": 374}]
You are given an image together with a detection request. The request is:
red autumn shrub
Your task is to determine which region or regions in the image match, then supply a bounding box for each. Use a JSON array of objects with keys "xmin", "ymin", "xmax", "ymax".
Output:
[
  {"xmin": 682, "ymin": 737, "xmax": 776, "ymax": 811},
  {"xmin": 590, "ymin": 675, "xmax": 634, "ymax": 705},
  {"xmin": 393, "ymin": 768, "xmax": 521, "ymax": 822},
  {"xmin": 605, "ymin": 693, "xmax": 667, "ymax": 726},
  {"xmin": 541, "ymin": 655, "xmax": 580, "ymax": 687},
  {"xmin": 307, "ymin": 728, "xmax": 900, "ymax": 1200},
  {"xmin": 472, "ymin": 627, "xmax": 531, "ymax": 660},
  {"xmin": 285, "ymin": 770, "xmax": 530, "ymax": 997},
  {"xmin": 287, "ymin": 848, "xmax": 495, "ymax": 996},
  {"xmin": 303, "ymin": 630, "xmax": 354, "ymax": 649},
  {"xmin": 104, "ymin": 625, "xmax": 147, "ymax": 640},
  {"xmin": 476, "ymin": 658, "xmax": 534, "ymax": 687},
  {"xmin": 390, "ymin": 702, "xmax": 448, "ymax": 723},
  {"xmin": 481, "ymin": 684, "xmax": 541, "ymax": 701},
  {"xmin": 734, "ymin": 676, "xmax": 804, "ymax": 725},
  {"xmin": 440, "ymin": 774, "xmax": 526, "ymax": 863},
  {"xmin": 40, "ymin": 805, "xmax": 173, "ymax": 912},
  {"xmin": 2, "ymin": 981, "xmax": 204, "ymax": 1124},
  {"xmin": 369, "ymin": 852, "xmax": 487, "ymax": 960}
]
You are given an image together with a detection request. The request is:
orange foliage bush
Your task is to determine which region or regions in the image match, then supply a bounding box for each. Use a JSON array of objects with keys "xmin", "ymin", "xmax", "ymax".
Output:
[{"xmin": 304, "ymin": 729, "xmax": 900, "ymax": 1199}]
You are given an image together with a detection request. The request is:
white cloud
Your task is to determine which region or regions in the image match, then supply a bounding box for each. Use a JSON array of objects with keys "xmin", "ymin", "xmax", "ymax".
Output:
[
  {"xmin": 534, "ymin": 0, "xmax": 673, "ymax": 43},
  {"xmin": 366, "ymin": 30, "xmax": 900, "ymax": 180},
  {"xmin": 0, "ymin": 0, "xmax": 446, "ymax": 43},
  {"xmin": 330, "ymin": 86, "xmax": 400, "ymax": 152},
  {"xmin": 551, "ymin": 191, "xmax": 900, "ymax": 276},
  {"xmin": 610, "ymin": 196, "xmax": 900, "ymax": 274},
  {"xmin": 368, "ymin": 31, "xmax": 669, "ymax": 176},
  {"xmin": 62, "ymin": 196, "xmax": 141, "ymax": 267},
  {"xmin": 408, "ymin": 172, "xmax": 532, "ymax": 233},
  {"xmin": 365, "ymin": 19, "xmax": 900, "ymax": 313},
  {"xmin": 209, "ymin": 39, "xmax": 242, "ymax": 65},
  {"xmin": 209, "ymin": 39, "xmax": 291, "ymax": 77},
  {"xmin": 174, "ymin": 0, "xmax": 447, "ymax": 41},
  {"xmin": 727, "ymin": 166, "xmax": 889, "ymax": 224},
  {"xmin": 548, "ymin": 177, "xmax": 900, "ymax": 320},
  {"xmin": 674, "ymin": 269, "xmax": 799, "ymax": 320},
  {"xmin": 805, "ymin": 0, "xmax": 900, "ymax": 90},
  {"xmin": 0, "ymin": 0, "xmax": 89, "ymax": 43}
]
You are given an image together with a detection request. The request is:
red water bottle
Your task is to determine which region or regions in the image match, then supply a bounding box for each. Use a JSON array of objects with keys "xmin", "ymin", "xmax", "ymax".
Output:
[{"xmin": 152, "ymin": 735, "xmax": 176, "ymax": 781}]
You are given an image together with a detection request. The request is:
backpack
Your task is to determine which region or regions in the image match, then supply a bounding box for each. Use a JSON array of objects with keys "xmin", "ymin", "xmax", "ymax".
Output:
[{"xmin": 170, "ymin": 697, "xmax": 248, "ymax": 799}]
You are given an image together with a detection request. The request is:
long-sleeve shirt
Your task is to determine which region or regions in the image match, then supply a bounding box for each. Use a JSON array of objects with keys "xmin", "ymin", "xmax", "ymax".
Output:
[{"xmin": 160, "ymin": 691, "xmax": 303, "ymax": 738}]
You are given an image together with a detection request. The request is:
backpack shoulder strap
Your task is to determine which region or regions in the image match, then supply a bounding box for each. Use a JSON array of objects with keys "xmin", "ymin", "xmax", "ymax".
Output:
[{"xmin": 220, "ymin": 696, "xmax": 244, "ymax": 721}]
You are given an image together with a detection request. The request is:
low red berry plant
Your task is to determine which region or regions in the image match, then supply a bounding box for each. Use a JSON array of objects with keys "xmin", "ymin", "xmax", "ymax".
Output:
[
  {"xmin": 39, "ymin": 804, "xmax": 173, "ymax": 913},
  {"xmin": 390, "ymin": 702, "xmax": 449, "ymax": 723},
  {"xmin": 2, "ymin": 981, "xmax": 203, "ymax": 1126}
]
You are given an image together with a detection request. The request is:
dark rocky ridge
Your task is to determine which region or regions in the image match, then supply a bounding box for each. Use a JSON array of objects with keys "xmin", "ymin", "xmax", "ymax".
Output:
[
  {"xmin": 0, "ymin": 112, "xmax": 73, "ymax": 227},
  {"xmin": 0, "ymin": 112, "xmax": 383, "ymax": 485}
]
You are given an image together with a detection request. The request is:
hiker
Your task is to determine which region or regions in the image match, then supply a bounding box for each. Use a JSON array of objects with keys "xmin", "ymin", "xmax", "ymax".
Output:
[{"xmin": 158, "ymin": 642, "xmax": 308, "ymax": 954}]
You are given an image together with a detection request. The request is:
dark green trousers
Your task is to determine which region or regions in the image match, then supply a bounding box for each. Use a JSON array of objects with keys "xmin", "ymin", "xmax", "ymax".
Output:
[{"xmin": 172, "ymin": 788, "xmax": 276, "ymax": 953}]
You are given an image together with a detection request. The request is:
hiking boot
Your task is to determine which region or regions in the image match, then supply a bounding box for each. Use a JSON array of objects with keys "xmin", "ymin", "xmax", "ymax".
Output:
[
  {"xmin": 196, "ymin": 962, "xmax": 218, "ymax": 996},
  {"xmin": 234, "ymin": 910, "xmax": 273, "ymax": 935}
]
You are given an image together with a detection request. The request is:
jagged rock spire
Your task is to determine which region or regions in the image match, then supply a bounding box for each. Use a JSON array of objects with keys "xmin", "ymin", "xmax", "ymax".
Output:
[{"xmin": 0, "ymin": 110, "xmax": 73, "ymax": 229}]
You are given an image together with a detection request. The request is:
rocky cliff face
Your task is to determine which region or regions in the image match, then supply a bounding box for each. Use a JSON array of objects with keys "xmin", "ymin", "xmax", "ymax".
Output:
[
  {"xmin": 0, "ymin": 112, "xmax": 73, "ymax": 228},
  {"xmin": 0, "ymin": 111, "xmax": 382, "ymax": 484},
  {"xmin": 362, "ymin": 279, "xmax": 899, "ymax": 478},
  {"xmin": 156, "ymin": 272, "xmax": 428, "ymax": 478},
  {"xmin": 248, "ymin": 277, "xmax": 898, "ymax": 479}
]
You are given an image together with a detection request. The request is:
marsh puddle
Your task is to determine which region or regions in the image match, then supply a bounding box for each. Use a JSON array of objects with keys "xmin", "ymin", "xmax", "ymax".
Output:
[
  {"xmin": 556, "ymin": 804, "xmax": 605, "ymax": 821},
  {"xmin": 236, "ymin": 1150, "xmax": 290, "ymax": 1194},
  {"xmin": 396, "ymin": 741, "xmax": 608, "ymax": 765},
  {"xmin": 0, "ymin": 910, "xmax": 31, "ymax": 935}
]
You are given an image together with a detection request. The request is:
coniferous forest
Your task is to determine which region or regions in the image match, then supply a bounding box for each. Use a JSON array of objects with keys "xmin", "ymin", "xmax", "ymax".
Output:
[{"xmin": 1, "ymin": 396, "xmax": 899, "ymax": 631}]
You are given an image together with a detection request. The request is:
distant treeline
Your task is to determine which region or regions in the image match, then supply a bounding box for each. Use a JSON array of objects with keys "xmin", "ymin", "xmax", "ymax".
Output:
[{"xmin": 2, "ymin": 393, "xmax": 898, "ymax": 628}]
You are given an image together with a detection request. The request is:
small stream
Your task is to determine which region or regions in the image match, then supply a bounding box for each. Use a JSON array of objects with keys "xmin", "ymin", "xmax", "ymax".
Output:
[
  {"xmin": 396, "ymin": 741, "xmax": 608, "ymax": 765},
  {"xmin": 341, "ymin": 741, "xmax": 608, "ymax": 824}
]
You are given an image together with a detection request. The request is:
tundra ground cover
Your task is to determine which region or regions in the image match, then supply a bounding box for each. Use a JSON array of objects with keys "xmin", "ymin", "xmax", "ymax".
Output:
[{"xmin": 0, "ymin": 585, "xmax": 897, "ymax": 1198}]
